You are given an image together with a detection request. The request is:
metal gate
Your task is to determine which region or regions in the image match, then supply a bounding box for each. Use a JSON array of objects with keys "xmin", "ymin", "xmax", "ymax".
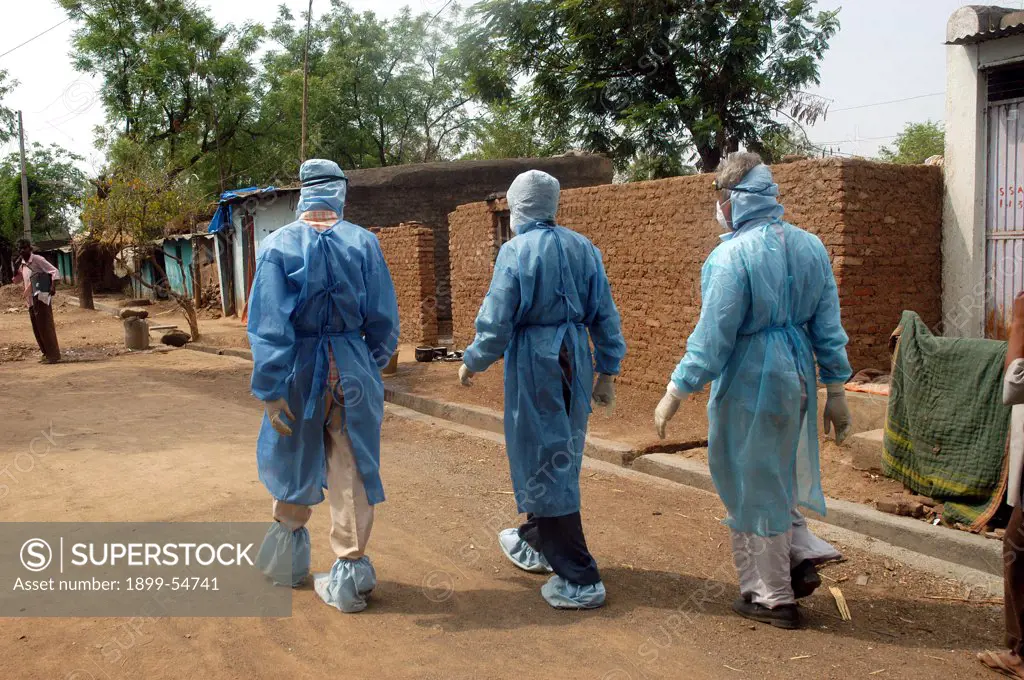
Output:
[{"xmin": 985, "ymin": 98, "xmax": 1024, "ymax": 338}]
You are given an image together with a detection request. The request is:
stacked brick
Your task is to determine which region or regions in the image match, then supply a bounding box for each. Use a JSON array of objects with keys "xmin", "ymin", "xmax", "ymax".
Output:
[
  {"xmin": 449, "ymin": 157, "xmax": 943, "ymax": 391},
  {"xmin": 372, "ymin": 223, "xmax": 438, "ymax": 346},
  {"xmin": 449, "ymin": 202, "xmax": 502, "ymax": 349}
]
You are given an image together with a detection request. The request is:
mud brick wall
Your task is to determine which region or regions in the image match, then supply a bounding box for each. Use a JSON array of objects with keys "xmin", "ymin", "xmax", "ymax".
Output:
[
  {"xmin": 372, "ymin": 224, "xmax": 438, "ymax": 346},
  {"xmin": 450, "ymin": 202, "xmax": 502, "ymax": 350},
  {"xmin": 449, "ymin": 157, "xmax": 943, "ymax": 390},
  {"xmin": 833, "ymin": 162, "xmax": 943, "ymax": 366},
  {"xmin": 347, "ymin": 155, "xmax": 614, "ymax": 338}
]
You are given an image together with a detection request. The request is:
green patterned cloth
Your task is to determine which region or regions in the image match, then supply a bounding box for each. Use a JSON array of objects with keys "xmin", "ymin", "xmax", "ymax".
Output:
[{"xmin": 883, "ymin": 311, "xmax": 1010, "ymax": 529}]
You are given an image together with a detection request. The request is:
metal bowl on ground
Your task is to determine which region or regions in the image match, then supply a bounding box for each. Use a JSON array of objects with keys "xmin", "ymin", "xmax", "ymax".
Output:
[{"xmin": 415, "ymin": 346, "xmax": 435, "ymax": 362}]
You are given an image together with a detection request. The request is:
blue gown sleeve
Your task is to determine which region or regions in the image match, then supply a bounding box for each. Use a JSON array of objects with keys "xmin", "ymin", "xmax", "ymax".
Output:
[
  {"xmin": 670, "ymin": 248, "xmax": 750, "ymax": 394},
  {"xmin": 463, "ymin": 243, "xmax": 521, "ymax": 373},
  {"xmin": 587, "ymin": 246, "xmax": 626, "ymax": 376},
  {"xmin": 363, "ymin": 238, "xmax": 400, "ymax": 369},
  {"xmin": 807, "ymin": 241, "xmax": 853, "ymax": 385},
  {"xmin": 247, "ymin": 253, "xmax": 298, "ymax": 401}
]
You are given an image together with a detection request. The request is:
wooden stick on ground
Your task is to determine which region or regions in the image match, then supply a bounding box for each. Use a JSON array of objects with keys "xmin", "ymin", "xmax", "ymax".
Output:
[
  {"xmin": 830, "ymin": 586, "xmax": 852, "ymax": 621},
  {"xmin": 922, "ymin": 595, "xmax": 1002, "ymax": 605}
]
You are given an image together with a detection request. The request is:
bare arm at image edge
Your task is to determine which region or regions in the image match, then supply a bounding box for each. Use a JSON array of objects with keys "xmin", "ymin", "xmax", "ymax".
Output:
[{"xmin": 1004, "ymin": 293, "xmax": 1024, "ymax": 405}]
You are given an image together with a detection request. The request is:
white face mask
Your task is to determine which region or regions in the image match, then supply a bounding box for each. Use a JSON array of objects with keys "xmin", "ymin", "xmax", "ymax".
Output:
[{"xmin": 715, "ymin": 200, "xmax": 730, "ymax": 231}]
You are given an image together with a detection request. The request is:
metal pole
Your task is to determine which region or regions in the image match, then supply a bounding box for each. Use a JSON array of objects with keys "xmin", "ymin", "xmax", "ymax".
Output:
[
  {"xmin": 18, "ymin": 110, "xmax": 31, "ymax": 242},
  {"xmin": 300, "ymin": 0, "xmax": 313, "ymax": 162}
]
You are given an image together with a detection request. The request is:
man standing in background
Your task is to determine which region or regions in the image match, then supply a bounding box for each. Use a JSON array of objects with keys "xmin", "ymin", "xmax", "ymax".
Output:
[{"xmin": 12, "ymin": 238, "xmax": 61, "ymax": 364}]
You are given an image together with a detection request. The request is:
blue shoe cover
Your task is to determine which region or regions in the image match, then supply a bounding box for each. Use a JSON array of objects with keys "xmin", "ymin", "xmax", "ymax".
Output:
[
  {"xmin": 541, "ymin": 575, "xmax": 606, "ymax": 610},
  {"xmin": 313, "ymin": 556, "xmax": 377, "ymax": 613},
  {"xmin": 498, "ymin": 528, "xmax": 553, "ymax": 574},
  {"xmin": 256, "ymin": 521, "xmax": 310, "ymax": 587}
]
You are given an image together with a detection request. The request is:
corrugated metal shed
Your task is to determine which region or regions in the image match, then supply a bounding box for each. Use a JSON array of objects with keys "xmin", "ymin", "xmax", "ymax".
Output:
[{"xmin": 948, "ymin": 5, "xmax": 1024, "ymax": 45}]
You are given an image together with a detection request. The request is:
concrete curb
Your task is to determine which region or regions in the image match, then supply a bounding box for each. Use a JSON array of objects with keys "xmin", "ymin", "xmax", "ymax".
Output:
[
  {"xmin": 64, "ymin": 296, "xmax": 121, "ymax": 316},
  {"xmin": 630, "ymin": 453, "xmax": 1003, "ymax": 576},
  {"xmin": 382, "ymin": 387, "xmax": 636, "ymax": 466},
  {"xmin": 186, "ymin": 343, "xmax": 254, "ymax": 361},
  {"xmin": 176, "ymin": 344, "xmax": 1005, "ymax": 577}
]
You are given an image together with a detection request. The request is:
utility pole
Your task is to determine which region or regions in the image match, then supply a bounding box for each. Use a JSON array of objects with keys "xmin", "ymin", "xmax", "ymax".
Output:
[
  {"xmin": 18, "ymin": 110, "xmax": 31, "ymax": 242},
  {"xmin": 300, "ymin": 0, "xmax": 313, "ymax": 162}
]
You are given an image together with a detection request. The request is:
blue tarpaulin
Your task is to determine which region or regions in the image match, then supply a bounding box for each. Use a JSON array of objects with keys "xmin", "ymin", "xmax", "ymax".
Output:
[{"xmin": 207, "ymin": 186, "xmax": 278, "ymax": 234}]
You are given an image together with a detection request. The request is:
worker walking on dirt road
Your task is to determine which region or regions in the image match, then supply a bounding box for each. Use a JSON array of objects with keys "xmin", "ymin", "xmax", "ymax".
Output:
[
  {"xmin": 653, "ymin": 152, "xmax": 852, "ymax": 630},
  {"xmin": 12, "ymin": 238, "xmax": 61, "ymax": 364},
  {"xmin": 247, "ymin": 159, "xmax": 399, "ymax": 613},
  {"xmin": 459, "ymin": 169, "xmax": 626, "ymax": 610}
]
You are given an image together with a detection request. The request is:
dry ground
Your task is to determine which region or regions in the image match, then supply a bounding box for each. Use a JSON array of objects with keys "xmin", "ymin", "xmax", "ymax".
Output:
[{"xmin": 0, "ymin": 302, "xmax": 1007, "ymax": 679}]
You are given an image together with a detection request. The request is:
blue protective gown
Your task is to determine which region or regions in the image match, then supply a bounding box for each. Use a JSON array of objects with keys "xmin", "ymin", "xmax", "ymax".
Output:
[
  {"xmin": 247, "ymin": 162, "xmax": 399, "ymax": 508},
  {"xmin": 464, "ymin": 171, "xmax": 626, "ymax": 518},
  {"xmin": 670, "ymin": 165, "xmax": 852, "ymax": 537}
]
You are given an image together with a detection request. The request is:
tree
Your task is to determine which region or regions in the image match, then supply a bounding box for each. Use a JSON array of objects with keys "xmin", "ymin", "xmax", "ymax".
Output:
[
  {"xmin": 80, "ymin": 148, "xmax": 207, "ymax": 339},
  {"xmin": 59, "ymin": 0, "xmax": 265, "ymax": 192},
  {"xmin": 622, "ymin": 154, "xmax": 697, "ymax": 183},
  {"xmin": 0, "ymin": 69, "xmax": 16, "ymax": 144},
  {"xmin": 462, "ymin": 102, "xmax": 569, "ymax": 160},
  {"xmin": 759, "ymin": 124, "xmax": 821, "ymax": 164},
  {"xmin": 0, "ymin": 144, "xmax": 87, "ymax": 284},
  {"xmin": 250, "ymin": 3, "xmax": 475, "ymax": 177},
  {"xmin": 878, "ymin": 121, "xmax": 945, "ymax": 165},
  {"xmin": 465, "ymin": 0, "xmax": 839, "ymax": 173}
]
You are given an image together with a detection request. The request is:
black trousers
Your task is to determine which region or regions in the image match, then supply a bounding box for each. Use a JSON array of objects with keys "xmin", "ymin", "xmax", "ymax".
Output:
[
  {"xmin": 515, "ymin": 342, "xmax": 601, "ymax": 586},
  {"xmin": 29, "ymin": 299, "xmax": 60, "ymax": 362},
  {"xmin": 518, "ymin": 512, "xmax": 601, "ymax": 585}
]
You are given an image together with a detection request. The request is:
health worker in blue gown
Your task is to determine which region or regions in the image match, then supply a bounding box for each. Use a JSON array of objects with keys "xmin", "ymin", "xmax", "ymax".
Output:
[
  {"xmin": 459, "ymin": 169, "xmax": 627, "ymax": 610},
  {"xmin": 247, "ymin": 159, "xmax": 400, "ymax": 614}
]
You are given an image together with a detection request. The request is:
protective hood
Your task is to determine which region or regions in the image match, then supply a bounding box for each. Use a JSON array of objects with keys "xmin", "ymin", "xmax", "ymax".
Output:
[
  {"xmin": 724, "ymin": 164, "xmax": 785, "ymax": 236},
  {"xmin": 297, "ymin": 159, "xmax": 348, "ymax": 218},
  {"xmin": 507, "ymin": 170, "xmax": 560, "ymax": 234}
]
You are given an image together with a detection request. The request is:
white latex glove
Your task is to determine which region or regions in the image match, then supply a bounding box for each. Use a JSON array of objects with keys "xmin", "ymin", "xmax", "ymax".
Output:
[
  {"xmin": 459, "ymin": 364, "xmax": 475, "ymax": 387},
  {"xmin": 654, "ymin": 388, "xmax": 684, "ymax": 440},
  {"xmin": 265, "ymin": 398, "xmax": 295, "ymax": 437},
  {"xmin": 823, "ymin": 383, "xmax": 852, "ymax": 444},
  {"xmin": 592, "ymin": 374, "xmax": 616, "ymax": 409}
]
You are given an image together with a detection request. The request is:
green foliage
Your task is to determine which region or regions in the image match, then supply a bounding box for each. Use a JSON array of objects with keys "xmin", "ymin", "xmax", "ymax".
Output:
[
  {"xmin": 462, "ymin": 103, "xmax": 569, "ymax": 160},
  {"xmin": 757, "ymin": 124, "xmax": 821, "ymax": 164},
  {"xmin": 81, "ymin": 144, "xmax": 206, "ymax": 250},
  {"xmin": 59, "ymin": 0, "xmax": 266, "ymax": 192},
  {"xmin": 878, "ymin": 121, "xmax": 945, "ymax": 165},
  {"xmin": 465, "ymin": 0, "xmax": 839, "ymax": 172},
  {"xmin": 250, "ymin": 4, "xmax": 475, "ymax": 179},
  {"xmin": 60, "ymin": 1, "xmax": 476, "ymax": 194},
  {"xmin": 0, "ymin": 69, "xmax": 16, "ymax": 144},
  {"xmin": 621, "ymin": 154, "xmax": 697, "ymax": 183},
  {"xmin": 0, "ymin": 143, "xmax": 88, "ymax": 247}
]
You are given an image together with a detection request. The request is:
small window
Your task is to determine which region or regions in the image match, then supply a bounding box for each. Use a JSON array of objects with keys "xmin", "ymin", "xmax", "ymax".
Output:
[
  {"xmin": 989, "ymin": 63, "xmax": 1024, "ymax": 103},
  {"xmin": 494, "ymin": 210, "xmax": 512, "ymax": 251}
]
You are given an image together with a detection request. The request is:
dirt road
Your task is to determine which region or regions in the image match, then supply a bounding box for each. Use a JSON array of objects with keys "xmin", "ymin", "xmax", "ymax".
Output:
[{"xmin": 0, "ymin": 345, "xmax": 1002, "ymax": 680}]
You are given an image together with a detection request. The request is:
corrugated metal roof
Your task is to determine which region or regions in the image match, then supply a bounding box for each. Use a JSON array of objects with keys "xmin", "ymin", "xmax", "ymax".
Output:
[
  {"xmin": 219, "ymin": 185, "xmax": 300, "ymax": 205},
  {"xmin": 948, "ymin": 5, "xmax": 1024, "ymax": 45}
]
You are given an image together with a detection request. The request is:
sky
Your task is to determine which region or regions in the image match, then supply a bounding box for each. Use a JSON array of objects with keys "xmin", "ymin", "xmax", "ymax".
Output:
[{"xmin": 0, "ymin": 0, "xmax": 1018, "ymax": 171}]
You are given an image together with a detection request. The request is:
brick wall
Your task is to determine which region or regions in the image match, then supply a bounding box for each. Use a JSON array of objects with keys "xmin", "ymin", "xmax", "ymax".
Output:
[
  {"xmin": 372, "ymin": 223, "xmax": 438, "ymax": 346},
  {"xmin": 346, "ymin": 154, "xmax": 614, "ymax": 337},
  {"xmin": 833, "ymin": 162, "xmax": 943, "ymax": 366},
  {"xmin": 450, "ymin": 200, "xmax": 502, "ymax": 351},
  {"xmin": 450, "ymin": 157, "xmax": 943, "ymax": 390}
]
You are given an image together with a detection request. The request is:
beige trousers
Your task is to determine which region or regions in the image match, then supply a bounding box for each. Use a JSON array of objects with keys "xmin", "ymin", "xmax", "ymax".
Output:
[{"xmin": 272, "ymin": 396, "xmax": 374, "ymax": 560}]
